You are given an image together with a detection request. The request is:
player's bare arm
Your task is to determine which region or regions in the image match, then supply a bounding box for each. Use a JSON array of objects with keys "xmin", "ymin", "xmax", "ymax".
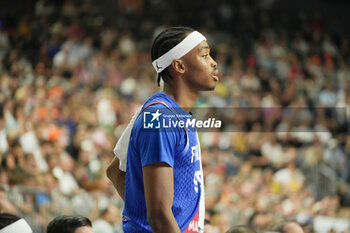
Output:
[
  {"xmin": 106, "ymin": 156, "xmax": 126, "ymax": 200},
  {"xmin": 143, "ymin": 162, "xmax": 181, "ymax": 233}
]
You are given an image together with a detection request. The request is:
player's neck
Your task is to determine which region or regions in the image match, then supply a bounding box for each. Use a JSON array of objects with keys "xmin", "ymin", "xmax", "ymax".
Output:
[{"xmin": 163, "ymin": 84, "xmax": 198, "ymax": 109}]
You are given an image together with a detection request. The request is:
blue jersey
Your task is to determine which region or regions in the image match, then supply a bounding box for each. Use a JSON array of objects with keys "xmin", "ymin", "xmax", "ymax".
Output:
[{"xmin": 123, "ymin": 92, "xmax": 203, "ymax": 232}]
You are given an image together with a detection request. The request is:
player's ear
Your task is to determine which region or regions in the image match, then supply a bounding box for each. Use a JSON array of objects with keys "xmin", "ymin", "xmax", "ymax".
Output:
[{"xmin": 171, "ymin": 59, "xmax": 185, "ymax": 74}]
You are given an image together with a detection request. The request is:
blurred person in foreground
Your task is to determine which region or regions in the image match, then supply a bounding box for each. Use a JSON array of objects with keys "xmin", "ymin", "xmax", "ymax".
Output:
[
  {"xmin": 107, "ymin": 26, "xmax": 218, "ymax": 232},
  {"xmin": 0, "ymin": 213, "xmax": 32, "ymax": 233},
  {"xmin": 46, "ymin": 215, "xmax": 93, "ymax": 233}
]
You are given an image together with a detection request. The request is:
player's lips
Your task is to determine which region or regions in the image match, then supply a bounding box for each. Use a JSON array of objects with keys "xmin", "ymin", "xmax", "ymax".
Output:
[{"xmin": 212, "ymin": 70, "xmax": 219, "ymax": 81}]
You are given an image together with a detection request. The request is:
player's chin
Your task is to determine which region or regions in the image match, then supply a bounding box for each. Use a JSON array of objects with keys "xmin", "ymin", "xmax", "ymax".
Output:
[
  {"xmin": 210, "ymin": 77, "xmax": 218, "ymax": 89},
  {"xmin": 199, "ymin": 85, "xmax": 215, "ymax": 91},
  {"xmin": 204, "ymin": 82, "xmax": 217, "ymax": 91},
  {"xmin": 200, "ymin": 77, "xmax": 217, "ymax": 91}
]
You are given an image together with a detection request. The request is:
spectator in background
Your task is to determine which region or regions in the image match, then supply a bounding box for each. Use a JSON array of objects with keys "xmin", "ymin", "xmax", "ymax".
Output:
[
  {"xmin": 338, "ymin": 182, "xmax": 350, "ymax": 207},
  {"xmin": 46, "ymin": 215, "xmax": 93, "ymax": 233},
  {"xmin": 0, "ymin": 26, "xmax": 10, "ymax": 59},
  {"xmin": 248, "ymin": 211, "xmax": 275, "ymax": 231},
  {"xmin": 269, "ymin": 221, "xmax": 304, "ymax": 233},
  {"xmin": 0, "ymin": 213, "xmax": 33, "ymax": 233},
  {"xmin": 273, "ymin": 148, "xmax": 305, "ymax": 193},
  {"xmin": 204, "ymin": 221, "xmax": 220, "ymax": 233},
  {"xmin": 52, "ymin": 153, "xmax": 79, "ymax": 195},
  {"xmin": 0, "ymin": 186, "xmax": 17, "ymax": 215},
  {"xmin": 92, "ymin": 205, "xmax": 122, "ymax": 233},
  {"xmin": 226, "ymin": 225, "xmax": 257, "ymax": 233},
  {"xmin": 0, "ymin": 110, "xmax": 8, "ymax": 155}
]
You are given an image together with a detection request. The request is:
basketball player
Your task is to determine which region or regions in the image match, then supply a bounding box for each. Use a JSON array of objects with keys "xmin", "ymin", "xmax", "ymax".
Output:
[{"xmin": 107, "ymin": 26, "xmax": 218, "ymax": 233}]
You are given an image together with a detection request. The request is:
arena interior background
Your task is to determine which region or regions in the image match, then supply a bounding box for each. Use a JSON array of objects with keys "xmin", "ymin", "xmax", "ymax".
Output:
[{"xmin": 0, "ymin": 0, "xmax": 350, "ymax": 232}]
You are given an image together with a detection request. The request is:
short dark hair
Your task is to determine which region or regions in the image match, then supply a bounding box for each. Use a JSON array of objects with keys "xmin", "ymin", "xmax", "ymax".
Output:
[
  {"xmin": 151, "ymin": 26, "xmax": 194, "ymax": 86},
  {"xmin": 46, "ymin": 215, "xmax": 92, "ymax": 233},
  {"xmin": 0, "ymin": 213, "xmax": 21, "ymax": 229}
]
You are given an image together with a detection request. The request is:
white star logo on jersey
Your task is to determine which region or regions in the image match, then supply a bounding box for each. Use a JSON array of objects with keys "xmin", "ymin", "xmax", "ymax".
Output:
[{"xmin": 150, "ymin": 109, "xmax": 162, "ymax": 122}]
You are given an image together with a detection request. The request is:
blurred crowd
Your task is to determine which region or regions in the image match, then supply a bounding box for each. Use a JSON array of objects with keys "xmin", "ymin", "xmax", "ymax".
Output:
[{"xmin": 0, "ymin": 0, "xmax": 349, "ymax": 232}]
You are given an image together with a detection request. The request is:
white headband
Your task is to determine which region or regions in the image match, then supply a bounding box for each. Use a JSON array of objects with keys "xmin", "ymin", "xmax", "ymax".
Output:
[
  {"xmin": 0, "ymin": 219, "xmax": 32, "ymax": 233},
  {"xmin": 152, "ymin": 31, "xmax": 206, "ymax": 73}
]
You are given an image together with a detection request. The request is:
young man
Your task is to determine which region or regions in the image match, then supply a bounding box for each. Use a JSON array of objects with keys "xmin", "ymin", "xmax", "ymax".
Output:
[
  {"xmin": 107, "ymin": 26, "xmax": 218, "ymax": 233},
  {"xmin": 46, "ymin": 215, "xmax": 93, "ymax": 233}
]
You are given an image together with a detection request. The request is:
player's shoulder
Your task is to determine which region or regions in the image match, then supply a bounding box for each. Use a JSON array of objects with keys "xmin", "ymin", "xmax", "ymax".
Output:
[
  {"xmin": 142, "ymin": 92, "xmax": 175, "ymax": 109},
  {"xmin": 132, "ymin": 93, "xmax": 173, "ymax": 129}
]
